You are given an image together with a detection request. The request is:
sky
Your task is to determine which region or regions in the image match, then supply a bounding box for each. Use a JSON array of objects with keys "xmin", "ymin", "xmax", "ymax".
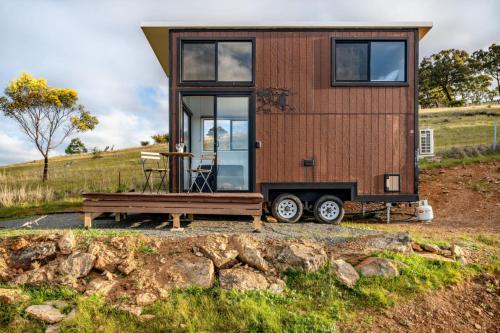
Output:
[{"xmin": 0, "ymin": 0, "xmax": 499, "ymax": 165}]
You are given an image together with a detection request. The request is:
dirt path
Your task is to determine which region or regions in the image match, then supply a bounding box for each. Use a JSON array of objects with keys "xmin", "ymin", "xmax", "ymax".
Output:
[{"xmin": 345, "ymin": 274, "xmax": 500, "ymax": 333}]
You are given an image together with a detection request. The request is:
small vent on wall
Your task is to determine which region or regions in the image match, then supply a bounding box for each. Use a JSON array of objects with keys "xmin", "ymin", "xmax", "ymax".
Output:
[
  {"xmin": 419, "ymin": 128, "xmax": 434, "ymax": 157},
  {"xmin": 384, "ymin": 174, "xmax": 401, "ymax": 192}
]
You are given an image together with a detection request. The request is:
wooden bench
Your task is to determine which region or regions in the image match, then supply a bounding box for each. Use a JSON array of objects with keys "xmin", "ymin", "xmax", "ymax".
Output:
[{"xmin": 82, "ymin": 192, "xmax": 264, "ymax": 231}]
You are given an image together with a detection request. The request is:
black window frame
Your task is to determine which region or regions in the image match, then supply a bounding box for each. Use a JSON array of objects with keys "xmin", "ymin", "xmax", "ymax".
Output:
[
  {"xmin": 331, "ymin": 37, "xmax": 408, "ymax": 87},
  {"xmin": 178, "ymin": 38, "xmax": 256, "ymax": 86}
]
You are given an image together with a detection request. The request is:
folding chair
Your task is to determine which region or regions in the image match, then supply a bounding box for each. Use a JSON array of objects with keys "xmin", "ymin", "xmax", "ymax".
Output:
[
  {"xmin": 140, "ymin": 152, "xmax": 168, "ymax": 193},
  {"xmin": 188, "ymin": 154, "xmax": 216, "ymax": 193}
]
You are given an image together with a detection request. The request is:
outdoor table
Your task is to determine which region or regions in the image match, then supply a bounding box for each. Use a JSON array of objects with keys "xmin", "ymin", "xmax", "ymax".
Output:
[{"xmin": 160, "ymin": 151, "xmax": 194, "ymax": 193}]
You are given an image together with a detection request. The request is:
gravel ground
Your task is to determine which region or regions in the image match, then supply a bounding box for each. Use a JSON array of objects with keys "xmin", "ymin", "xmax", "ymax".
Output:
[{"xmin": 0, "ymin": 213, "xmax": 379, "ymax": 244}]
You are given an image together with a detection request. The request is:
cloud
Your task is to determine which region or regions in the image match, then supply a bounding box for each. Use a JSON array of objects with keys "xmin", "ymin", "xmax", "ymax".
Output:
[
  {"xmin": 0, "ymin": 132, "xmax": 40, "ymax": 166},
  {"xmin": 0, "ymin": 0, "xmax": 499, "ymax": 165}
]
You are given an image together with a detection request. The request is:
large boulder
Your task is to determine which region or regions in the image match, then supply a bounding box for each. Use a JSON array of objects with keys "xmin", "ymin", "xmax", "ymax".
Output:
[
  {"xmin": 57, "ymin": 231, "xmax": 75, "ymax": 255},
  {"xmin": 199, "ymin": 234, "xmax": 238, "ymax": 269},
  {"xmin": 232, "ymin": 235, "xmax": 269, "ymax": 272},
  {"xmin": 265, "ymin": 240, "xmax": 328, "ymax": 272},
  {"xmin": 25, "ymin": 304, "xmax": 66, "ymax": 324},
  {"xmin": 0, "ymin": 288, "xmax": 29, "ymax": 304},
  {"xmin": 219, "ymin": 267, "xmax": 269, "ymax": 292},
  {"xmin": 330, "ymin": 259, "xmax": 359, "ymax": 288},
  {"xmin": 355, "ymin": 257, "xmax": 399, "ymax": 278},
  {"xmin": 87, "ymin": 242, "xmax": 119, "ymax": 272},
  {"xmin": 58, "ymin": 252, "xmax": 95, "ymax": 279},
  {"xmin": 10, "ymin": 242, "xmax": 57, "ymax": 270},
  {"xmin": 331, "ymin": 233, "xmax": 413, "ymax": 265},
  {"xmin": 157, "ymin": 255, "xmax": 215, "ymax": 289}
]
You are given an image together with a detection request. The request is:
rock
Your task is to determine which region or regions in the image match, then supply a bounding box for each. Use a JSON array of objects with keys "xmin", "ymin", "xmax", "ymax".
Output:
[
  {"xmin": 45, "ymin": 324, "xmax": 60, "ymax": 333},
  {"xmin": 10, "ymin": 242, "xmax": 57, "ymax": 270},
  {"xmin": 451, "ymin": 244, "xmax": 467, "ymax": 258},
  {"xmin": 331, "ymin": 233, "xmax": 413, "ymax": 265},
  {"xmin": 25, "ymin": 304, "xmax": 66, "ymax": 324},
  {"xmin": 330, "ymin": 259, "xmax": 359, "ymax": 288},
  {"xmin": 85, "ymin": 278, "xmax": 118, "ymax": 297},
  {"xmin": 117, "ymin": 304, "xmax": 142, "ymax": 317},
  {"xmin": 420, "ymin": 243, "xmax": 441, "ymax": 254},
  {"xmin": 458, "ymin": 256, "xmax": 468, "ymax": 266},
  {"xmin": 267, "ymin": 278, "xmax": 287, "ymax": 293},
  {"xmin": 117, "ymin": 256, "xmax": 137, "ymax": 276},
  {"xmin": 59, "ymin": 252, "xmax": 96, "ymax": 279},
  {"xmin": 232, "ymin": 235, "xmax": 269, "ymax": 272},
  {"xmin": 0, "ymin": 288, "xmax": 29, "ymax": 304},
  {"xmin": 440, "ymin": 250, "xmax": 452, "ymax": 257},
  {"xmin": 355, "ymin": 257, "xmax": 399, "ymax": 278},
  {"xmin": 266, "ymin": 216, "xmax": 278, "ymax": 223},
  {"xmin": 0, "ymin": 257, "xmax": 9, "ymax": 280},
  {"xmin": 411, "ymin": 242, "xmax": 423, "ymax": 252},
  {"xmin": 44, "ymin": 300, "xmax": 69, "ymax": 310},
  {"xmin": 11, "ymin": 238, "xmax": 29, "ymax": 251},
  {"xmin": 12, "ymin": 261, "xmax": 59, "ymax": 285},
  {"xmin": 265, "ymin": 241, "xmax": 328, "ymax": 272},
  {"xmin": 199, "ymin": 234, "xmax": 238, "ymax": 269},
  {"xmin": 157, "ymin": 255, "xmax": 215, "ymax": 289},
  {"xmin": 219, "ymin": 267, "xmax": 269, "ymax": 292},
  {"xmin": 140, "ymin": 314, "xmax": 155, "ymax": 321},
  {"xmin": 57, "ymin": 231, "xmax": 75, "ymax": 255},
  {"xmin": 136, "ymin": 292, "xmax": 157, "ymax": 306},
  {"xmin": 110, "ymin": 237, "xmax": 136, "ymax": 250},
  {"xmin": 416, "ymin": 253, "xmax": 455, "ymax": 263}
]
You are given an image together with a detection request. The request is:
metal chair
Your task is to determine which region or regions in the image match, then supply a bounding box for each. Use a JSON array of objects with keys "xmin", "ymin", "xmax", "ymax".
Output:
[
  {"xmin": 140, "ymin": 152, "xmax": 168, "ymax": 193},
  {"xmin": 188, "ymin": 154, "xmax": 216, "ymax": 193}
]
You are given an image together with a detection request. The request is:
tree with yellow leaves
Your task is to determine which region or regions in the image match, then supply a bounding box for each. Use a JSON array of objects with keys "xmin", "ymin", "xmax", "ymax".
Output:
[{"xmin": 0, "ymin": 72, "xmax": 98, "ymax": 181}]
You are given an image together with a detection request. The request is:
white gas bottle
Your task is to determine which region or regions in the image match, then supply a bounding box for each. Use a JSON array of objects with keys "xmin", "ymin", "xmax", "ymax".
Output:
[{"xmin": 417, "ymin": 200, "xmax": 434, "ymax": 222}]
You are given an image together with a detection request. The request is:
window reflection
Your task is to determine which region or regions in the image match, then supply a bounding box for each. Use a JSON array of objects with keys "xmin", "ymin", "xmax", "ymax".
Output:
[
  {"xmin": 335, "ymin": 43, "xmax": 368, "ymax": 81},
  {"xmin": 182, "ymin": 43, "xmax": 215, "ymax": 81},
  {"xmin": 370, "ymin": 42, "xmax": 405, "ymax": 81},
  {"xmin": 218, "ymin": 42, "xmax": 253, "ymax": 82}
]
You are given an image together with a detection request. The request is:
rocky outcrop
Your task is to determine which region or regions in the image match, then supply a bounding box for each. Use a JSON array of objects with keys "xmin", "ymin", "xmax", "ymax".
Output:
[
  {"xmin": 10, "ymin": 238, "xmax": 29, "ymax": 251},
  {"xmin": 25, "ymin": 304, "xmax": 66, "ymax": 324},
  {"xmin": 232, "ymin": 235, "xmax": 268, "ymax": 272},
  {"xmin": 58, "ymin": 252, "xmax": 95, "ymax": 279},
  {"xmin": 355, "ymin": 257, "xmax": 399, "ymax": 278},
  {"xmin": 117, "ymin": 255, "xmax": 137, "ymax": 276},
  {"xmin": 219, "ymin": 267, "xmax": 269, "ymax": 292},
  {"xmin": 0, "ymin": 257, "xmax": 9, "ymax": 280},
  {"xmin": 330, "ymin": 259, "xmax": 359, "ymax": 288},
  {"xmin": 265, "ymin": 241, "xmax": 328, "ymax": 272},
  {"xmin": 199, "ymin": 234, "xmax": 238, "ymax": 269},
  {"xmin": 0, "ymin": 288, "xmax": 29, "ymax": 304},
  {"xmin": 136, "ymin": 292, "xmax": 157, "ymax": 306},
  {"xmin": 57, "ymin": 231, "xmax": 75, "ymax": 255},
  {"xmin": 10, "ymin": 242, "xmax": 57, "ymax": 270}
]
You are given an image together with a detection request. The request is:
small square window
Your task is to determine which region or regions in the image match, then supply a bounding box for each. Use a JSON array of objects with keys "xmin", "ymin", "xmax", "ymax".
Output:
[{"xmin": 384, "ymin": 174, "xmax": 401, "ymax": 192}]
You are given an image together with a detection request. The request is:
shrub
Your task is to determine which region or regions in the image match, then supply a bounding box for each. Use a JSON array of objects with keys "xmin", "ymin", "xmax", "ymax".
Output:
[
  {"xmin": 140, "ymin": 141, "xmax": 150, "ymax": 147},
  {"xmin": 65, "ymin": 138, "xmax": 87, "ymax": 155},
  {"xmin": 151, "ymin": 134, "xmax": 169, "ymax": 144}
]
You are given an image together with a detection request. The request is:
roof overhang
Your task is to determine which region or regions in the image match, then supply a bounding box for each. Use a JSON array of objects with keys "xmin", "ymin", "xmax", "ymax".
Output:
[{"xmin": 141, "ymin": 21, "xmax": 433, "ymax": 77}]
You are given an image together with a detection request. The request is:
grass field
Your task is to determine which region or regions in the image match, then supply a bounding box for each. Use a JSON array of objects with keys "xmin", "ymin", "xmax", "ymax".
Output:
[
  {"xmin": 0, "ymin": 104, "xmax": 499, "ymax": 219},
  {"xmin": 420, "ymin": 104, "xmax": 499, "ymax": 151}
]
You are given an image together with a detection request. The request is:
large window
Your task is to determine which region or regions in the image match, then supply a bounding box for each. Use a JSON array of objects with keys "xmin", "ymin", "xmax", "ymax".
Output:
[
  {"xmin": 332, "ymin": 39, "xmax": 407, "ymax": 84},
  {"xmin": 181, "ymin": 40, "xmax": 254, "ymax": 84},
  {"xmin": 203, "ymin": 119, "xmax": 248, "ymax": 151}
]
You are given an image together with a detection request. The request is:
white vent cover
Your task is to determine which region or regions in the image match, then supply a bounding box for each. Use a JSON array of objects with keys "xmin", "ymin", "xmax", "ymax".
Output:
[{"xmin": 419, "ymin": 128, "xmax": 434, "ymax": 156}]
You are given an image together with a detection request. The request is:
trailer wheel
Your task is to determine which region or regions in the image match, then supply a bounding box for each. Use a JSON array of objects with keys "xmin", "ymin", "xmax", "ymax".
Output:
[
  {"xmin": 313, "ymin": 195, "xmax": 344, "ymax": 224},
  {"xmin": 272, "ymin": 193, "xmax": 303, "ymax": 223}
]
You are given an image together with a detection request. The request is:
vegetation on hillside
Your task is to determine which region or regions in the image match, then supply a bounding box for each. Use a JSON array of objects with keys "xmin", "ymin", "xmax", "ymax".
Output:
[
  {"xmin": 419, "ymin": 44, "xmax": 499, "ymax": 108},
  {"xmin": 0, "ymin": 73, "xmax": 98, "ymax": 181}
]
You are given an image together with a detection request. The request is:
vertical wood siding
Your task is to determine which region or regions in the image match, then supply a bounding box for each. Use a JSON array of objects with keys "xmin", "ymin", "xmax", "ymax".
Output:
[{"xmin": 170, "ymin": 29, "xmax": 417, "ymax": 196}]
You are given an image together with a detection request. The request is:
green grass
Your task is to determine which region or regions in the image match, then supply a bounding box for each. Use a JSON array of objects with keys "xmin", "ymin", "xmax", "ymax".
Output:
[
  {"xmin": 419, "ymin": 150, "xmax": 500, "ymax": 170},
  {"xmin": 0, "ymin": 251, "xmax": 487, "ymax": 333},
  {"xmin": 420, "ymin": 104, "xmax": 500, "ymax": 151}
]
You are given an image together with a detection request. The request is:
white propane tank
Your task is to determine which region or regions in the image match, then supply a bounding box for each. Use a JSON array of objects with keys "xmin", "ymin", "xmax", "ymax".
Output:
[{"xmin": 417, "ymin": 200, "xmax": 434, "ymax": 223}]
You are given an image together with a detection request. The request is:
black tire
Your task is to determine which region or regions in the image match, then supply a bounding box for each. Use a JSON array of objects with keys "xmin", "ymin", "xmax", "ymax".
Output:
[
  {"xmin": 313, "ymin": 195, "xmax": 345, "ymax": 224},
  {"xmin": 271, "ymin": 193, "xmax": 303, "ymax": 223}
]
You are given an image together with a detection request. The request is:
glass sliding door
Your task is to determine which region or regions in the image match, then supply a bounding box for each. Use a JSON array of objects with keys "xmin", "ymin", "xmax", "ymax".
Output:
[
  {"xmin": 216, "ymin": 96, "xmax": 249, "ymax": 191},
  {"xmin": 180, "ymin": 94, "xmax": 250, "ymax": 192}
]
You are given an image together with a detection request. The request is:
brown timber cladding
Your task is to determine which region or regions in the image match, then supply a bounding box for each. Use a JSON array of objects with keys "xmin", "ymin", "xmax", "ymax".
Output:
[{"xmin": 169, "ymin": 29, "xmax": 417, "ymax": 196}]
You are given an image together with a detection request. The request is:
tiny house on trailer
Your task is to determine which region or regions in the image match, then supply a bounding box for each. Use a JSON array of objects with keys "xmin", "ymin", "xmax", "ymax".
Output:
[{"xmin": 141, "ymin": 22, "xmax": 432, "ymax": 224}]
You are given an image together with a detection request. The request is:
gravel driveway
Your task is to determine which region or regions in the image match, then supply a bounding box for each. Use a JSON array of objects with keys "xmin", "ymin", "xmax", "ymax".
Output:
[{"xmin": 0, "ymin": 213, "xmax": 378, "ymax": 244}]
